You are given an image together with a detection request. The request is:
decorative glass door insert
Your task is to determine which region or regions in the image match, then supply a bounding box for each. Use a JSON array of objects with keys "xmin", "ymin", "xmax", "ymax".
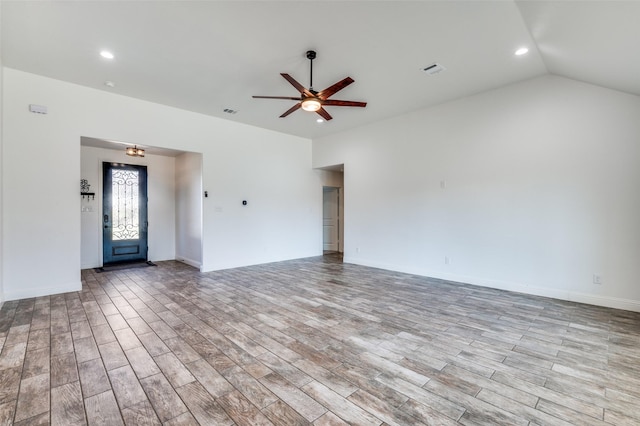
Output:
[{"xmin": 111, "ymin": 168, "xmax": 140, "ymax": 240}]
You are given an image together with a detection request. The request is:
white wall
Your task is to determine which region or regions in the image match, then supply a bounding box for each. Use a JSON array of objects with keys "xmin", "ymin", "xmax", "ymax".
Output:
[
  {"xmin": 317, "ymin": 169, "xmax": 343, "ymax": 188},
  {"xmin": 0, "ymin": 1, "xmax": 4, "ymax": 304},
  {"xmin": 175, "ymin": 152, "xmax": 203, "ymax": 268},
  {"xmin": 314, "ymin": 75, "xmax": 640, "ymax": 312},
  {"xmin": 81, "ymin": 145, "xmax": 177, "ymax": 269},
  {"xmin": 2, "ymin": 68, "xmax": 322, "ymax": 301}
]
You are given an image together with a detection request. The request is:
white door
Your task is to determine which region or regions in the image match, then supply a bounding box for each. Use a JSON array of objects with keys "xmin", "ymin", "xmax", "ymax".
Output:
[{"xmin": 323, "ymin": 187, "xmax": 339, "ymax": 252}]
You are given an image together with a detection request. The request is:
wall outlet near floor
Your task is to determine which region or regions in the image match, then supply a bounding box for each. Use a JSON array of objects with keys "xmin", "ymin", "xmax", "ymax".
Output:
[
  {"xmin": 593, "ymin": 274, "xmax": 602, "ymax": 285},
  {"xmin": 356, "ymin": 247, "xmax": 360, "ymax": 253},
  {"xmin": 445, "ymin": 256, "xmax": 450, "ymax": 265}
]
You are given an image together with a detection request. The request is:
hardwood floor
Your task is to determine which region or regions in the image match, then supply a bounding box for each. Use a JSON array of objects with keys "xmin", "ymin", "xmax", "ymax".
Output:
[{"xmin": 1, "ymin": 254, "xmax": 640, "ymax": 425}]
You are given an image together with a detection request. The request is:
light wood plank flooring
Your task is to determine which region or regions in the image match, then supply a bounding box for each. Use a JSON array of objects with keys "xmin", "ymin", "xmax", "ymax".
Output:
[{"xmin": 1, "ymin": 254, "xmax": 640, "ymax": 425}]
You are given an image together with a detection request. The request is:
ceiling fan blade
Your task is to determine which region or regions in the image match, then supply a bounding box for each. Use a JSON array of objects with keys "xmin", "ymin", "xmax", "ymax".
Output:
[
  {"xmin": 317, "ymin": 77, "xmax": 354, "ymax": 100},
  {"xmin": 253, "ymin": 96, "xmax": 302, "ymax": 100},
  {"xmin": 322, "ymin": 100, "xmax": 367, "ymax": 107},
  {"xmin": 280, "ymin": 103, "xmax": 302, "ymax": 118},
  {"xmin": 281, "ymin": 73, "xmax": 314, "ymax": 97},
  {"xmin": 316, "ymin": 107, "xmax": 333, "ymax": 121}
]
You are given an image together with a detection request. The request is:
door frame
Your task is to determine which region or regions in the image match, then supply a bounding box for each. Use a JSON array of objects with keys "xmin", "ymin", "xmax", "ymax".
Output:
[
  {"xmin": 322, "ymin": 186, "xmax": 342, "ymax": 253},
  {"xmin": 102, "ymin": 162, "xmax": 149, "ymax": 265}
]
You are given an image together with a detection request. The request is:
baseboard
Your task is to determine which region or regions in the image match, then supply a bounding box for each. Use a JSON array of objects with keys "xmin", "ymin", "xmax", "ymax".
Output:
[
  {"xmin": 176, "ymin": 257, "xmax": 202, "ymax": 269},
  {"xmin": 343, "ymin": 256, "xmax": 640, "ymax": 313},
  {"xmin": 201, "ymin": 251, "xmax": 323, "ymax": 273},
  {"xmin": 3, "ymin": 281, "xmax": 82, "ymax": 302},
  {"xmin": 569, "ymin": 291, "xmax": 640, "ymax": 312}
]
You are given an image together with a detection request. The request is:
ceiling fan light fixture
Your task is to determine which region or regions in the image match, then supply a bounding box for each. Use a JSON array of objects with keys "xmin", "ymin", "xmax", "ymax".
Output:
[{"xmin": 301, "ymin": 99, "xmax": 322, "ymax": 112}]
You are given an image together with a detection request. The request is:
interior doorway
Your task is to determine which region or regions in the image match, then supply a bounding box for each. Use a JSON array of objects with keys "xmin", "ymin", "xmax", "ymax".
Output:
[
  {"xmin": 323, "ymin": 187, "xmax": 340, "ymax": 252},
  {"xmin": 317, "ymin": 164, "xmax": 344, "ymax": 256},
  {"xmin": 81, "ymin": 137, "xmax": 202, "ymax": 270}
]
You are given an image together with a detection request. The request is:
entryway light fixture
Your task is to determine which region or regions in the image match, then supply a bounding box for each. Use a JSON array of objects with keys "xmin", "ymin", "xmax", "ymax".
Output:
[{"xmin": 126, "ymin": 145, "xmax": 145, "ymax": 157}]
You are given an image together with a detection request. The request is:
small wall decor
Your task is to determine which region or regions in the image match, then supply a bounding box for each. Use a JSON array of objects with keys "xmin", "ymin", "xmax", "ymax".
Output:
[{"xmin": 81, "ymin": 179, "xmax": 95, "ymax": 200}]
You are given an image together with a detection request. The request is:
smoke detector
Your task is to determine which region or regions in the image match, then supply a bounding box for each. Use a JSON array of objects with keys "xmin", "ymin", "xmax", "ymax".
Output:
[{"xmin": 422, "ymin": 63, "xmax": 446, "ymax": 75}]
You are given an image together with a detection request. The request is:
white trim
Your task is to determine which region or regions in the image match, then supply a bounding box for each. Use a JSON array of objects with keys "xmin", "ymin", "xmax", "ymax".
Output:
[
  {"xmin": 3, "ymin": 281, "xmax": 82, "ymax": 301},
  {"xmin": 568, "ymin": 292, "xmax": 640, "ymax": 313},
  {"xmin": 344, "ymin": 256, "xmax": 640, "ymax": 313},
  {"xmin": 176, "ymin": 257, "xmax": 202, "ymax": 270}
]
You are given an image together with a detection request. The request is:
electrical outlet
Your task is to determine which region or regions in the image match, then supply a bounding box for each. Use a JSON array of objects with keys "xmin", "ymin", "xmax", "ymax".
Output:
[
  {"xmin": 356, "ymin": 247, "xmax": 360, "ymax": 253},
  {"xmin": 445, "ymin": 256, "xmax": 450, "ymax": 265},
  {"xmin": 593, "ymin": 274, "xmax": 602, "ymax": 285}
]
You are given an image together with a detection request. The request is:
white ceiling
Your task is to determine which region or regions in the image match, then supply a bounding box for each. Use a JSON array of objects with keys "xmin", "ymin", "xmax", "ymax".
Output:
[{"xmin": 2, "ymin": 1, "xmax": 639, "ymax": 140}]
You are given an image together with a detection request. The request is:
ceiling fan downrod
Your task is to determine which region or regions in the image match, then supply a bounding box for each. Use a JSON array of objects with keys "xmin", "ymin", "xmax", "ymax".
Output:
[{"xmin": 306, "ymin": 50, "xmax": 316, "ymax": 92}]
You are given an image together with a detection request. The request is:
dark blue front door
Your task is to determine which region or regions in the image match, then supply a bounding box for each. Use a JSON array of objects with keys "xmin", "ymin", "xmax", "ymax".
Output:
[{"xmin": 103, "ymin": 162, "xmax": 148, "ymax": 265}]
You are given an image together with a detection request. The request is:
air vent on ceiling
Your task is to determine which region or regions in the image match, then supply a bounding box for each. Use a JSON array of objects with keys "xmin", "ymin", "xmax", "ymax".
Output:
[
  {"xmin": 422, "ymin": 63, "xmax": 446, "ymax": 75},
  {"xmin": 223, "ymin": 108, "xmax": 238, "ymax": 114}
]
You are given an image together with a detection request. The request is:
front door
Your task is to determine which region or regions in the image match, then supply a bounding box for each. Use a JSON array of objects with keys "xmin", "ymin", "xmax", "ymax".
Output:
[{"xmin": 103, "ymin": 162, "xmax": 148, "ymax": 265}]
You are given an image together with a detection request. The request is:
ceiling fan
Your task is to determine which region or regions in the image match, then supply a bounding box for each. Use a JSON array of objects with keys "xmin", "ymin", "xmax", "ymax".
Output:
[{"xmin": 253, "ymin": 50, "xmax": 366, "ymax": 121}]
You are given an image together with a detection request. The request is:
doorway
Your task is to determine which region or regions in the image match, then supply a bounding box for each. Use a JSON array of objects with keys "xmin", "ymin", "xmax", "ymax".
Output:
[
  {"xmin": 323, "ymin": 187, "xmax": 340, "ymax": 253},
  {"xmin": 102, "ymin": 162, "xmax": 148, "ymax": 265}
]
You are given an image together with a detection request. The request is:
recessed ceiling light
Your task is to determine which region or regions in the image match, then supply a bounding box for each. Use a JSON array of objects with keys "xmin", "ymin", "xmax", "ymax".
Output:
[
  {"xmin": 316, "ymin": 118, "xmax": 324, "ymax": 123},
  {"xmin": 515, "ymin": 47, "xmax": 529, "ymax": 56},
  {"xmin": 100, "ymin": 50, "xmax": 114, "ymax": 59},
  {"xmin": 104, "ymin": 81, "xmax": 115, "ymax": 88}
]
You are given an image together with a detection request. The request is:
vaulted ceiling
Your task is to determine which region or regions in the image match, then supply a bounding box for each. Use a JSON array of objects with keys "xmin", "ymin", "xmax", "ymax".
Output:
[{"xmin": 2, "ymin": 1, "xmax": 639, "ymax": 139}]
